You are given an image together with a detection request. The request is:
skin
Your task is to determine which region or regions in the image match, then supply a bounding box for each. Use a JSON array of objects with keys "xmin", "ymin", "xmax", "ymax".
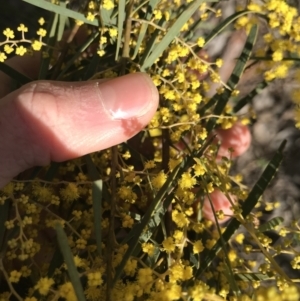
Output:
[{"xmin": 0, "ymin": 54, "xmax": 159, "ymax": 188}]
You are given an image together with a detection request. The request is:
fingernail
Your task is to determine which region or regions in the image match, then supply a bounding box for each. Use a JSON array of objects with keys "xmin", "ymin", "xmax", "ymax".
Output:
[{"xmin": 97, "ymin": 73, "xmax": 158, "ymax": 120}]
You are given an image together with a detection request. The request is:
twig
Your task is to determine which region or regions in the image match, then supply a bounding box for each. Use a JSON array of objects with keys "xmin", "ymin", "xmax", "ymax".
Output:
[{"xmin": 0, "ymin": 259, "xmax": 22, "ymax": 301}]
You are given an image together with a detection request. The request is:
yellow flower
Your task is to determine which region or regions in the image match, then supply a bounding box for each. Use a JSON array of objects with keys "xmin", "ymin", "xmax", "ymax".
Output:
[
  {"xmin": 3, "ymin": 28, "xmax": 14, "ymax": 39},
  {"xmin": 215, "ymin": 58, "xmax": 223, "ymax": 68},
  {"xmin": 87, "ymin": 271, "xmax": 103, "ymax": 287},
  {"xmin": 32, "ymin": 40, "xmax": 42, "ymax": 51},
  {"xmin": 247, "ymin": 3, "xmax": 263, "ymax": 12},
  {"xmin": 17, "ymin": 23, "xmax": 28, "ymax": 32},
  {"xmin": 9, "ymin": 270, "xmax": 22, "ymax": 283},
  {"xmin": 122, "ymin": 214, "xmax": 134, "ymax": 228},
  {"xmin": 197, "ymin": 37, "xmax": 205, "ymax": 47},
  {"xmin": 162, "ymin": 237, "xmax": 176, "ymax": 253},
  {"xmin": 4, "ymin": 44, "xmax": 14, "ymax": 54},
  {"xmin": 152, "ymin": 171, "xmax": 167, "ymax": 189},
  {"xmin": 38, "ymin": 17, "xmax": 45, "ymax": 26},
  {"xmin": 153, "ymin": 9, "xmax": 162, "ymax": 20},
  {"xmin": 34, "ymin": 277, "xmax": 54, "ymax": 296},
  {"xmin": 60, "ymin": 183, "xmax": 80, "ymax": 202},
  {"xmin": 109, "ymin": 28, "xmax": 117, "ymax": 37},
  {"xmin": 15, "ymin": 45, "xmax": 27, "ymax": 56},
  {"xmin": 102, "ymin": 0, "xmax": 114, "ymax": 10},
  {"xmin": 59, "ymin": 282, "xmax": 77, "ymax": 301},
  {"xmin": 86, "ymin": 12, "xmax": 95, "ymax": 21},
  {"xmin": 235, "ymin": 233, "xmax": 245, "ymax": 244},
  {"xmin": 172, "ymin": 210, "xmax": 189, "ymax": 227},
  {"xmin": 0, "ymin": 52, "xmax": 7, "ymax": 62},
  {"xmin": 142, "ymin": 242, "xmax": 155, "ymax": 256},
  {"xmin": 272, "ymin": 50, "xmax": 283, "ymax": 61},
  {"xmin": 137, "ymin": 268, "xmax": 153, "ymax": 286},
  {"xmin": 193, "ymin": 240, "xmax": 204, "ymax": 253},
  {"xmin": 97, "ymin": 49, "xmax": 105, "ymax": 57},
  {"xmin": 179, "ymin": 172, "xmax": 196, "ymax": 189},
  {"xmin": 36, "ymin": 28, "xmax": 47, "ymax": 37}
]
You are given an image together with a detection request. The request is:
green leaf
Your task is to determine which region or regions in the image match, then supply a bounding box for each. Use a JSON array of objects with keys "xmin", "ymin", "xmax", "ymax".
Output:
[
  {"xmin": 258, "ymin": 217, "xmax": 284, "ymax": 233},
  {"xmin": 115, "ymin": 0, "xmax": 126, "ymax": 60},
  {"xmin": 99, "ymin": 6, "xmax": 115, "ymax": 26},
  {"xmin": 55, "ymin": 223, "xmax": 86, "ymax": 301},
  {"xmin": 113, "ymin": 162, "xmax": 182, "ymax": 285},
  {"xmin": 141, "ymin": 0, "xmax": 209, "ymax": 71},
  {"xmin": 58, "ymin": 11, "xmax": 67, "ymax": 41},
  {"xmin": 145, "ymin": 240, "xmax": 161, "ymax": 268},
  {"xmin": 204, "ymin": 10, "xmax": 262, "ymax": 46},
  {"xmin": 92, "ymin": 180, "xmax": 103, "ymax": 256},
  {"xmin": 0, "ymin": 63, "xmax": 31, "ymax": 85},
  {"xmin": 132, "ymin": 0, "xmax": 159, "ymax": 59},
  {"xmin": 84, "ymin": 154, "xmax": 101, "ymax": 181},
  {"xmin": 140, "ymin": 16, "xmax": 166, "ymax": 67},
  {"xmin": 39, "ymin": 13, "xmax": 59, "ymax": 80},
  {"xmin": 47, "ymin": 248, "xmax": 64, "ymax": 278},
  {"xmin": 83, "ymin": 54, "xmax": 101, "ymax": 80},
  {"xmin": 234, "ymin": 272, "xmax": 274, "ymax": 282},
  {"xmin": 233, "ymin": 80, "xmax": 268, "ymax": 113},
  {"xmin": 57, "ymin": 31, "xmax": 100, "ymax": 79},
  {"xmin": 195, "ymin": 140, "xmax": 286, "ymax": 278},
  {"xmin": 204, "ymin": 24, "xmax": 258, "ymax": 133},
  {"xmin": 22, "ymin": 0, "xmax": 101, "ymax": 26}
]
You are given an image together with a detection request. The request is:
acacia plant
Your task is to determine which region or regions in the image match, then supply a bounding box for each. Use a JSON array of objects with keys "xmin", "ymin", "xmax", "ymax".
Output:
[{"xmin": 0, "ymin": 0, "xmax": 300, "ymax": 300}]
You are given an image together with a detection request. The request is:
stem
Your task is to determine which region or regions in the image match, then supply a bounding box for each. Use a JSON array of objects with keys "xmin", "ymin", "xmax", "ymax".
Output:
[{"xmin": 0, "ymin": 259, "xmax": 22, "ymax": 301}]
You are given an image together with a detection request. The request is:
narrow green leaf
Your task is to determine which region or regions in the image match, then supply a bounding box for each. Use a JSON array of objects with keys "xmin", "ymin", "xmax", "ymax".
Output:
[
  {"xmin": 55, "ymin": 223, "xmax": 86, "ymax": 301},
  {"xmin": 116, "ymin": 0, "xmax": 126, "ymax": 60},
  {"xmin": 224, "ymin": 263, "xmax": 241, "ymax": 296},
  {"xmin": 22, "ymin": 0, "xmax": 100, "ymax": 26},
  {"xmin": 258, "ymin": 217, "xmax": 284, "ymax": 233},
  {"xmin": 138, "ymin": 192, "xmax": 173, "ymax": 244},
  {"xmin": 234, "ymin": 272, "xmax": 273, "ymax": 282},
  {"xmin": 195, "ymin": 140, "xmax": 286, "ymax": 278},
  {"xmin": 132, "ymin": 0, "xmax": 159, "ymax": 59},
  {"xmin": 140, "ymin": 16, "xmax": 166, "ymax": 67},
  {"xmin": 99, "ymin": 7, "xmax": 115, "ymax": 26},
  {"xmin": 39, "ymin": 13, "xmax": 59, "ymax": 80},
  {"xmin": 145, "ymin": 241, "xmax": 161, "ymax": 268},
  {"xmin": 84, "ymin": 154, "xmax": 101, "ymax": 181},
  {"xmin": 141, "ymin": 0, "xmax": 208, "ymax": 70},
  {"xmin": 47, "ymin": 248, "xmax": 64, "ymax": 278},
  {"xmin": 57, "ymin": 31, "xmax": 99, "ymax": 79},
  {"xmin": 83, "ymin": 54, "xmax": 101, "ymax": 80},
  {"xmin": 205, "ymin": 25, "xmax": 258, "ymax": 133},
  {"xmin": 58, "ymin": 10, "xmax": 67, "ymax": 41},
  {"xmin": 0, "ymin": 63, "xmax": 31, "ymax": 85},
  {"xmin": 233, "ymin": 80, "xmax": 268, "ymax": 113},
  {"xmin": 113, "ymin": 162, "xmax": 182, "ymax": 285},
  {"xmin": 92, "ymin": 180, "xmax": 103, "ymax": 256},
  {"xmin": 204, "ymin": 10, "xmax": 262, "ymax": 46}
]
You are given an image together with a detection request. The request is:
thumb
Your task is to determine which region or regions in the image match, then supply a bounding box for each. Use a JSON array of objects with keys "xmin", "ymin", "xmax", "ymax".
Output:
[{"xmin": 0, "ymin": 73, "xmax": 159, "ymax": 187}]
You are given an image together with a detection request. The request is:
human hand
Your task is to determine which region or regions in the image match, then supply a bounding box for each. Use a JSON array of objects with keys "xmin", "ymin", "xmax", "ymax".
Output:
[{"xmin": 0, "ymin": 54, "xmax": 159, "ymax": 188}]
